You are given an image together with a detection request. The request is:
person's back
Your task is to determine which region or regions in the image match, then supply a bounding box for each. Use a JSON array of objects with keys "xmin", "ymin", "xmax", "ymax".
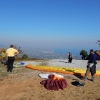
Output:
[
  {"xmin": 6, "ymin": 45, "xmax": 19, "ymax": 72},
  {"xmin": 6, "ymin": 48, "xmax": 18, "ymax": 57}
]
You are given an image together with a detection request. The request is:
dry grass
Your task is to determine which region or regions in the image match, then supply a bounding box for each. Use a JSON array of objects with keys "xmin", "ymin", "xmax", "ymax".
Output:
[
  {"xmin": 0, "ymin": 60, "xmax": 100, "ymax": 100},
  {"xmin": 0, "ymin": 63, "xmax": 8, "ymax": 78}
]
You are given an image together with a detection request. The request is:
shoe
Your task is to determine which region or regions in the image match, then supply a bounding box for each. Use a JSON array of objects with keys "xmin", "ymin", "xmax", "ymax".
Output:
[
  {"xmin": 91, "ymin": 79, "xmax": 94, "ymax": 82},
  {"xmin": 7, "ymin": 69, "xmax": 9, "ymax": 72}
]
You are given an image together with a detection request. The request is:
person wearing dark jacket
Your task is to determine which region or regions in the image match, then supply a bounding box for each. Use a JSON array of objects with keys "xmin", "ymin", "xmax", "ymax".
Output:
[
  {"xmin": 68, "ymin": 52, "xmax": 73, "ymax": 63},
  {"xmin": 83, "ymin": 49, "xmax": 100, "ymax": 82}
]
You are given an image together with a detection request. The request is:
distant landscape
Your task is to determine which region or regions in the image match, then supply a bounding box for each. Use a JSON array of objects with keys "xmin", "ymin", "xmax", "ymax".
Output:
[
  {"xmin": 0, "ymin": 44, "xmax": 81, "ymax": 59},
  {"xmin": 24, "ymin": 49, "xmax": 81, "ymax": 59}
]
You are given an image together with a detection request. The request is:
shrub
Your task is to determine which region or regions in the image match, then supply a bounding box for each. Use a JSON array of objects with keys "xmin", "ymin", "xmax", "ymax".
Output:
[{"xmin": 21, "ymin": 54, "xmax": 28, "ymax": 59}]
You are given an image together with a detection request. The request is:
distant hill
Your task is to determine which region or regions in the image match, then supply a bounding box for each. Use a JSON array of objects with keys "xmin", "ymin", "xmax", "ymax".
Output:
[{"xmin": 24, "ymin": 49, "xmax": 81, "ymax": 59}]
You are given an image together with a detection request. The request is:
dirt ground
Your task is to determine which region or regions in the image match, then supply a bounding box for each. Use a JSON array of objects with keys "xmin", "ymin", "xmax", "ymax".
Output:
[{"xmin": 0, "ymin": 63, "xmax": 100, "ymax": 100}]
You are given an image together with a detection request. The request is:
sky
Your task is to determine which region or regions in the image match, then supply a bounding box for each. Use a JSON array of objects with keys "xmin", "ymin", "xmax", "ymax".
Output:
[{"xmin": 0, "ymin": 0, "xmax": 100, "ymax": 54}]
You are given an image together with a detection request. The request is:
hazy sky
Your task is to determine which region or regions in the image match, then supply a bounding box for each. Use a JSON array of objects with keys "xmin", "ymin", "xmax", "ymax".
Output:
[{"xmin": 0, "ymin": 0, "xmax": 100, "ymax": 52}]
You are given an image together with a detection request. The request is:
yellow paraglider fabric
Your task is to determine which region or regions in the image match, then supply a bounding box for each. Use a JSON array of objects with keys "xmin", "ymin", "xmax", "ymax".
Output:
[{"xmin": 26, "ymin": 64, "xmax": 100, "ymax": 76}]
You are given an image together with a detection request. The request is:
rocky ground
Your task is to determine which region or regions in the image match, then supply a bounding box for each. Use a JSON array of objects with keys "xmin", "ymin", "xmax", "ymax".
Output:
[{"xmin": 0, "ymin": 59, "xmax": 100, "ymax": 100}]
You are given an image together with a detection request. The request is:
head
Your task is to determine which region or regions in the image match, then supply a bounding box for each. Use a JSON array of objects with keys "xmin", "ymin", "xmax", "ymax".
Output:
[
  {"xmin": 10, "ymin": 45, "xmax": 14, "ymax": 48},
  {"xmin": 90, "ymin": 49, "xmax": 94, "ymax": 54},
  {"xmin": 3, "ymin": 50, "xmax": 5, "ymax": 53}
]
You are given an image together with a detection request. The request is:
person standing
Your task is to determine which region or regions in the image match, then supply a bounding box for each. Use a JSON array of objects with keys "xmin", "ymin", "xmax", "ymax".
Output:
[
  {"xmin": 68, "ymin": 52, "xmax": 73, "ymax": 63},
  {"xmin": 6, "ymin": 45, "xmax": 19, "ymax": 72},
  {"xmin": 83, "ymin": 49, "xmax": 100, "ymax": 82},
  {"xmin": 70, "ymin": 53, "xmax": 73, "ymax": 63}
]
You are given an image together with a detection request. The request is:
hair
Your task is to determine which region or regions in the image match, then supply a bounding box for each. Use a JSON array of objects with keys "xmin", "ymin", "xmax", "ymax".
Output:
[
  {"xmin": 10, "ymin": 45, "xmax": 14, "ymax": 48},
  {"xmin": 90, "ymin": 49, "xmax": 94, "ymax": 52}
]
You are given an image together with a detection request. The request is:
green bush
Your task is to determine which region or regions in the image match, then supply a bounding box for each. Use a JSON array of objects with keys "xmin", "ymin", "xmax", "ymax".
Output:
[
  {"xmin": 21, "ymin": 54, "xmax": 28, "ymax": 59},
  {"xmin": 80, "ymin": 50, "xmax": 88, "ymax": 60}
]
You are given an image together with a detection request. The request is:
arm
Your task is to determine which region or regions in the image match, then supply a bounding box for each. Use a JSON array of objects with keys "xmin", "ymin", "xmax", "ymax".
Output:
[
  {"xmin": 6, "ymin": 53, "xmax": 8, "ymax": 60},
  {"xmin": 96, "ymin": 52, "xmax": 100, "ymax": 55},
  {"xmin": 5, "ymin": 50, "xmax": 8, "ymax": 60},
  {"xmin": 15, "ymin": 51, "xmax": 19, "ymax": 56},
  {"xmin": 85, "ymin": 54, "xmax": 90, "ymax": 60},
  {"xmin": 14, "ymin": 49, "xmax": 19, "ymax": 56}
]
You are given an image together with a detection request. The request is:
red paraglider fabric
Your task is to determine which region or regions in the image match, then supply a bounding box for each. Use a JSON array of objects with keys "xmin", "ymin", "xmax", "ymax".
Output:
[{"xmin": 40, "ymin": 74, "xmax": 67, "ymax": 91}]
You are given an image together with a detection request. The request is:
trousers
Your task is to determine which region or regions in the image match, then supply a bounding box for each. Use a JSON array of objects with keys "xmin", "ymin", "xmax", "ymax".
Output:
[
  {"xmin": 84, "ymin": 65, "xmax": 95, "ymax": 81},
  {"xmin": 7, "ymin": 57, "xmax": 14, "ymax": 72}
]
